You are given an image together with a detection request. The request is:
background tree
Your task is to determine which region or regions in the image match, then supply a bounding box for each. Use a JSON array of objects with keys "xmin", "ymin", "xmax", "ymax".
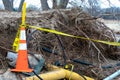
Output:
[
  {"xmin": 53, "ymin": 0, "xmax": 57, "ymax": 9},
  {"xmin": 2, "ymin": 0, "xmax": 25, "ymax": 11},
  {"xmin": 2, "ymin": 0, "xmax": 13, "ymax": 11},
  {"xmin": 87, "ymin": 0, "xmax": 101, "ymax": 16},
  {"xmin": 58, "ymin": 0, "xmax": 69, "ymax": 9},
  {"xmin": 40, "ymin": 0, "xmax": 69, "ymax": 10},
  {"xmin": 52, "ymin": 0, "xmax": 69, "ymax": 9},
  {"xmin": 40, "ymin": 0, "xmax": 50, "ymax": 10},
  {"xmin": 18, "ymin": 0, "xmax": 25, "ymax": 12}
]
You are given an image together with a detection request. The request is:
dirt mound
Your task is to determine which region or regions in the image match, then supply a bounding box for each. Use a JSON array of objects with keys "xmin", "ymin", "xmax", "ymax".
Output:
[{"xmin": 27, "ymin": 9, "xmax": 119, "ymax": 79}]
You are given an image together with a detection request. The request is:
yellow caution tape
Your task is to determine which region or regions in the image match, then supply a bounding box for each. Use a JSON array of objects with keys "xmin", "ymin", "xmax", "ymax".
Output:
[
  {"xmin": 22, "ymin": 2, "xmax": 26, "ymax": 25},
  {"xmin": 12, "ymin": 28, "xmax": 20, "ymax": 52},
  {"xmin": 13, "ymin": 25, "xmax": 120, "ymax": 52},
  {"xmin": 12, "ymin": 2, "xmax": 26, "ymax": 52},
  {"xmin": 29, "ymin": 25, "xmax": 120, "ymax": 46}
]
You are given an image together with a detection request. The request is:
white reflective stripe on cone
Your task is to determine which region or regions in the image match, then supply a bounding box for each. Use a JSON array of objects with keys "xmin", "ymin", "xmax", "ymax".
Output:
[
  {"xmin": 20, "ymin": 30, "xmax": 26, "ymax": 40},
  {"xmin": 19, "ymin": 43, "xmax": 27, "ymax": 50}
]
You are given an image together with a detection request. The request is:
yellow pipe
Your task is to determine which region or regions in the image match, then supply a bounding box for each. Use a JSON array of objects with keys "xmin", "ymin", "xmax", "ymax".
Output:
[
  {"xmin": 25, "ymin": 69, "xmax": 66, "ymax": 80},
  {"xmin": 25, "ymin": 64, "xmax": 94, "ymax": 80},
  {"xmin": 47, "ymin": 64, "xmax": 94, "ymax": 80}
]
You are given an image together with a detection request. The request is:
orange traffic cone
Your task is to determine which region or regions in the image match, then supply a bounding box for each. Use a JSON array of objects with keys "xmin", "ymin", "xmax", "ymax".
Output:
[{"xmin": 11, "ymin": 27, "xmax": 33, "ymax": 72}]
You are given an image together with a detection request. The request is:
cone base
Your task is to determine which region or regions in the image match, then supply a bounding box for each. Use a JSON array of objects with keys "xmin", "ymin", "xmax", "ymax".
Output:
[{"xmin": 11, "ymin": 68, "xmax": 33, "ymax": 72}]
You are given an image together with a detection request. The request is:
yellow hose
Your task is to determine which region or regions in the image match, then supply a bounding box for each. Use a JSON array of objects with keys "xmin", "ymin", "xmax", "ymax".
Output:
[
  {"xmin": 25, "ymin": 69, "xmax": 66, "ymax": 80},
  {"xmin": 25, "ymin": 64, "xmax": 94, "ymax": 80}
]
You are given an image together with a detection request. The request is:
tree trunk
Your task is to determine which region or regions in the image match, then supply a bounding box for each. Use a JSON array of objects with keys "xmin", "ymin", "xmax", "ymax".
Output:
[
  {"xmin": 53, "ymin": 0, "xmax": 57, "ymax": 9},
  {"xmin": 10, "ymin": 0, "xmax": 14, "ymax": 8},
  {"xmin": 2, "ymin": 0, "xmax": 13, "ymax": 11},
  {"xmin": 18, "ymin": 0, "xmax": 25, "ymax": 12},
  {"xmin": 58, "ymin": 0, "xmax": 69, "ymax": 9},
  {"xmin": 40, "ymin": 0, "xmax": 50, "ymax": 10}
]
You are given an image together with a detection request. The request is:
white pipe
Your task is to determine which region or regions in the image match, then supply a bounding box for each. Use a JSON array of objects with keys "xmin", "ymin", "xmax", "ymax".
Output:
[{"xmin": 103, "ymin": 69, "xmax": 120, "ymax": 80}]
